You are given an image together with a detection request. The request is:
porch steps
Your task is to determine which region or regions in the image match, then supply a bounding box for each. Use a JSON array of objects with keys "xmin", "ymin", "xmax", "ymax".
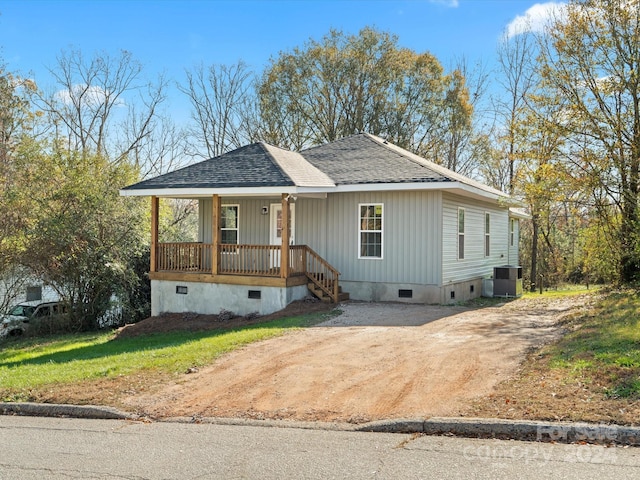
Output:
[{"xmin": 307, "ymin": 282, "xmax": 350, "ymax": 303}]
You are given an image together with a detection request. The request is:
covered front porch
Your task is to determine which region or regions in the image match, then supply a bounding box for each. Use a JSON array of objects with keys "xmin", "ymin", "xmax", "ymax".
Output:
[{"xmin": 149, "ymin": 194, "xmax": 345, "ymax": 304}]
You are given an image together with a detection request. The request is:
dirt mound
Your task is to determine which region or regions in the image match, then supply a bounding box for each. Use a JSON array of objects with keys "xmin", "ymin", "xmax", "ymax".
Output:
[{"xmin": 115, "ymin": 299, "xmax": 335, "ymax": 339}]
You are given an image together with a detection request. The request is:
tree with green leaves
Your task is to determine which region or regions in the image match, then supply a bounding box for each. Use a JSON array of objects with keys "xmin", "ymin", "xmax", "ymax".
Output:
[
  {"xmin": 15, "ymin": 146, "xmax": 147, "ymax": 330},
  {"xmin": 537, "ymin": 0, "xmax": 640, "ymax": 282},
  {"xmin": 0, "ymin": 62, "xmax": 40, "ymax": 311},
  {"xmin": 257, "ymin": 27, "xmax": 473, "ymax": 167}
]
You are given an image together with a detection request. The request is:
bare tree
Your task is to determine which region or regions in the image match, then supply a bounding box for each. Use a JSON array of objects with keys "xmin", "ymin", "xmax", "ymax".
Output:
[
  {"xmin": 180, "ymin": 61, "xmax": 256, "ymax": 159},
  {"xmin": 434, "ymin": 56, "xmax": 496, "ymax": 177},
  {"xmin": 494, "ymin": 30, "xmax": 538, "ymax": 195},
  {"xmin": 119, "ymin": 112, "xmax": 188, "ymax": 179},
  {"xmin": 493, "ymin": 30, "xmax": 540, "ymax": 289},
  {"xmin": 36, "ymin": 48, "xmax": 167, "ymax": 162}
]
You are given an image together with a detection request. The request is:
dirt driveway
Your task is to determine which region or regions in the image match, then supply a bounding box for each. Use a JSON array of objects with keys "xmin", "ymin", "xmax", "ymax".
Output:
[{"xmin": 128, "ymin": 298, "xmax": 580, "ymax": 423}]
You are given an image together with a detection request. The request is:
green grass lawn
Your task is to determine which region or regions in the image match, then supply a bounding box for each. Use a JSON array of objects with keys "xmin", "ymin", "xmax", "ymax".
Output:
[
  {"xmin": 544, "ymin": 289, "xmax": 640, "ymax": 398},
  {"xmin": 522, "ymin": 284, "xmax": 600, "ymax": 299},
  {"xmin": 0, "ymin": 311, "xmax": 331, "ymax": 399}
]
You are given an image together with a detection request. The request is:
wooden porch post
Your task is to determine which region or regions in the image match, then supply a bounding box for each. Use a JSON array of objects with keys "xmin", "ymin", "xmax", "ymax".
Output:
[
  {"xmin": 150, "ymin": 196, "xmax": 159, "ymax": 273},
  {"xmin": 212, "ymin": 194, "xmax": 221, "ymax": 275},
  {"xmin": 280, "ymin": 193, "xmax": 290, "ymax": 278}
]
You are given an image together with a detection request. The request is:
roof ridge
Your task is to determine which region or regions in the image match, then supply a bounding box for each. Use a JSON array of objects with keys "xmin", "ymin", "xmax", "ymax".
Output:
[
  {"xmin": 257, "ymin": 142, "xmax": 296, "ymax": 185},
  {"xmin": 263, "ymin": 143, "xmax": 336, "ymax": 188}
]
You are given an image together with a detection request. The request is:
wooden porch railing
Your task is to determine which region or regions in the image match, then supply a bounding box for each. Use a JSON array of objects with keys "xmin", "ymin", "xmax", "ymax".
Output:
[
  {"xmin": 217, "ymin": 244, "xmax": 306, "ymax": 276},
  {"xmin": 303, "ymin": 245, "xmax": 341, "ymax": 303},
  {"xmin": 155, "ymin": 243, "xmax": 309, "ymax": 277},
  {"xmin": 154, "ymin": 243, "xmax": 340, "ymax": 302},
  {"xmin": 156, "ymin": 243, "xmax": 212, "ymax": 273},
  {"xmin": 218, "ymin": 244, "xmax": 279, "ymax": 276}
]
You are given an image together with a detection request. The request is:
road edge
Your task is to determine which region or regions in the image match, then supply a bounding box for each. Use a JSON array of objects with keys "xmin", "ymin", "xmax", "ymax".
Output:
[{"xmin": 2, "ymin": 402, "xmax": 639, "ymax": 446}]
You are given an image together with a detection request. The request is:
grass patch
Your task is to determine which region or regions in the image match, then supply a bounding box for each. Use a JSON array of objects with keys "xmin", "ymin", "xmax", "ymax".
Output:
[
  {"xmin": 545, "ymin": 289, "xmax": 640, "ymax": 398},
  {"xmin": 522, "ymin": 284, "xmax": 600, "ymax": 299},
  {"xmin": 0, "ymin": 311, "xmax": 330, "ymax": 399}
]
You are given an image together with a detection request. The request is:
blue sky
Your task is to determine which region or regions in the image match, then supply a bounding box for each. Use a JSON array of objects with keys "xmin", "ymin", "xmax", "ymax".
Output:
[{"xmin": 0, "ymin": 0, "xmax": 562, "ymax": 119}]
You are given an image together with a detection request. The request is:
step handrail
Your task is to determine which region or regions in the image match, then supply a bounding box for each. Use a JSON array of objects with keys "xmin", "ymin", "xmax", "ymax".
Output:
[{"xmin": 303, "ymin": 246, "xmax": 341, "ymax": 303}]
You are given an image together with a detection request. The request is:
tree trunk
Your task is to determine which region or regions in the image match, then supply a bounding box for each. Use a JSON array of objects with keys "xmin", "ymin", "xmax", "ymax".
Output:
[{"xmin": 530, "ymin": 213, "xmax": 539, "ymax": 292}]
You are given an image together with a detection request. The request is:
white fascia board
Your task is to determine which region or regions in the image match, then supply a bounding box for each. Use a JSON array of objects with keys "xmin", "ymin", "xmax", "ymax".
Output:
[
  {"xmin": 119, "ymin": 182, "xmax": 517, "ymax": 205},
  {"xmin": 119, "ymin": 186, "xmax": 299, "ymax": 198},
  {"xmin": 333, "ymin": 182, "xmax": 511, "ymax": 203},
  {"xmin": 509, "ymin": 208, "xmax": 532, "ymax": 219},
  {"xmin": 294, "ymin": 190, "xmax": 328, "ymax": 198}
]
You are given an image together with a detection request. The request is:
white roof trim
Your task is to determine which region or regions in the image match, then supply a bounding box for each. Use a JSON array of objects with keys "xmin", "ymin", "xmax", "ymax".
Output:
[
  {"xmin": 120, "ymin": 186, "xmax": 298, "ymax": 198},
  {"xmin": 509, "ymin": 207, "xmax": 531, "ymax": 219},
  {"xmin": 332, "ymin": 181, "xmax": 509, "ymax": 202},
  {"xmin": 120, "ymin": 181, "xmax": 515, "ymax": 204}
]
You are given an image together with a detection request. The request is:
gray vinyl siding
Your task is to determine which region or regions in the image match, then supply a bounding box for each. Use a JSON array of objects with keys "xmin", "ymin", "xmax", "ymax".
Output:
[
  {"xmin": 442, "ymin": 193, "xmax": 510, "ymax": 284},
  {"xmin": 198, "ymin": 191, "xmax": 512, "ymax": 287},
  {"xmin": 199, "ymin": 197, "xmax": 276, "ymax": 244},
  {"xmin": 294, "ymin": 198, "xmax": 329, "ymax": 256},
  {"xmin": 199, "ymin": 196, "xmax": 328, "ymax": 248},
  {"xmin": 199, "ymin": 191, "xmax": 442, "ymax": 285},
  {"xmin": 508, "ymin": 217, "xmax": 520, "ymax": 266},
  {"xmin": 321, "ymin": 191, "xmax": 442, "ymax": 285}
]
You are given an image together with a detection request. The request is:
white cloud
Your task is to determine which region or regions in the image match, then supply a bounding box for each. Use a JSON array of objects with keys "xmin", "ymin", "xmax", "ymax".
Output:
[
  {"xmin": 54, "ymin": 84, "xmax": 124, "ymax": 107},
  {"xmin": 428, "ymin": 0, "xmax": 459, "ymax": 7},
  {"xmin": 506, "ymin": 2, "xmax": 567, "ymax": 38}
]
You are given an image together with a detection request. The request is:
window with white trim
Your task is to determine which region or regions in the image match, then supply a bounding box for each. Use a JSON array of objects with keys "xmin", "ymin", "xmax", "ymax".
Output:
[
  {"xmin": 458, "ymin": 208, "xmax": 465, "ymax": 260},
  {"xmin": 510, "ymin": 218, "xmax": 517, "ymax": 247},
  {"xmin": 485, "ymin": 212, "xmax": 491, "ymax": 257},
  {"xmin": 359, "ymin": 204, "xmax": 383, "ymax": 259},
  {"xmin": 221, "ymin": 205, "xmax": 239, "ymax": 244}
]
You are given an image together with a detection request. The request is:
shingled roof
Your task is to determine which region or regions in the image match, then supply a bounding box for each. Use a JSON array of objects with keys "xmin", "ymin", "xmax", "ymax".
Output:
[
  {"xmin": 121, "ymin": 142, "xmax": 333, "ymax": 191},
  {"xmin": 302, "ymin": 133, "xmax": 450, "ymax": 185},
  {"xmin": 121, "ymin": 133, "xmax": 509, "ymax": 201},
  {"xmin": 302, "ymin": 133, "xmax": 507, "ymax": 198}
]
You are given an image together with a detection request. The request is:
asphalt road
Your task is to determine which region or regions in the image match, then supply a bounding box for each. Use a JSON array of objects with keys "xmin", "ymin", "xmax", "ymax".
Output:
[{"xmin": 1, "ymin": 416, "xmax": 640, "ymax": 479}]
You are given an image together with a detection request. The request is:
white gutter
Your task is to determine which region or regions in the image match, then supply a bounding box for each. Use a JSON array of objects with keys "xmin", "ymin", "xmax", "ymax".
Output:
[
  {"xmin": 120, "ymin": 181, "xmax": 517, "ymax": 205},
  {"xmin": 119, "ymin": 186, "xmax": 299, "ymax": 198}
]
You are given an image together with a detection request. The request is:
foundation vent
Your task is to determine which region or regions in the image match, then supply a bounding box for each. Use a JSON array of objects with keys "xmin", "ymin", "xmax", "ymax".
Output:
[
  {"xmin": 248, "ymin": 290, "xmax": 262, "ymax": 299},
  {"xmin": 398, "ymin": 289, "xmax": 413, "ymax": 299}
]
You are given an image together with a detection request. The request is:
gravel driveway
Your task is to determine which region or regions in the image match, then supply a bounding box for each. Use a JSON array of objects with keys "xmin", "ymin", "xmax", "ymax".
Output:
[{"xmin": 129, "ymin": 298, "xmax": 577, "ymax": 423}]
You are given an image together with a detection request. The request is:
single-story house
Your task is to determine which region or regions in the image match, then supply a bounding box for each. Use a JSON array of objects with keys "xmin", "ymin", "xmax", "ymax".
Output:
[{"xmin": 121, "ymin": 133, "xmax": 526, "ymax": 316}]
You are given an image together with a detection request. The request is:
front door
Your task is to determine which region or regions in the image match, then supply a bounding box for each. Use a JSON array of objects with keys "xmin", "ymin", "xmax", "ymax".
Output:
[
  {"xmin": 270, "ymin": 203, "xmax": 295, "ymax": 268},
  {"xmin": 270, "ymin": 203, "xmax": 296, "ymax": 246}
]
